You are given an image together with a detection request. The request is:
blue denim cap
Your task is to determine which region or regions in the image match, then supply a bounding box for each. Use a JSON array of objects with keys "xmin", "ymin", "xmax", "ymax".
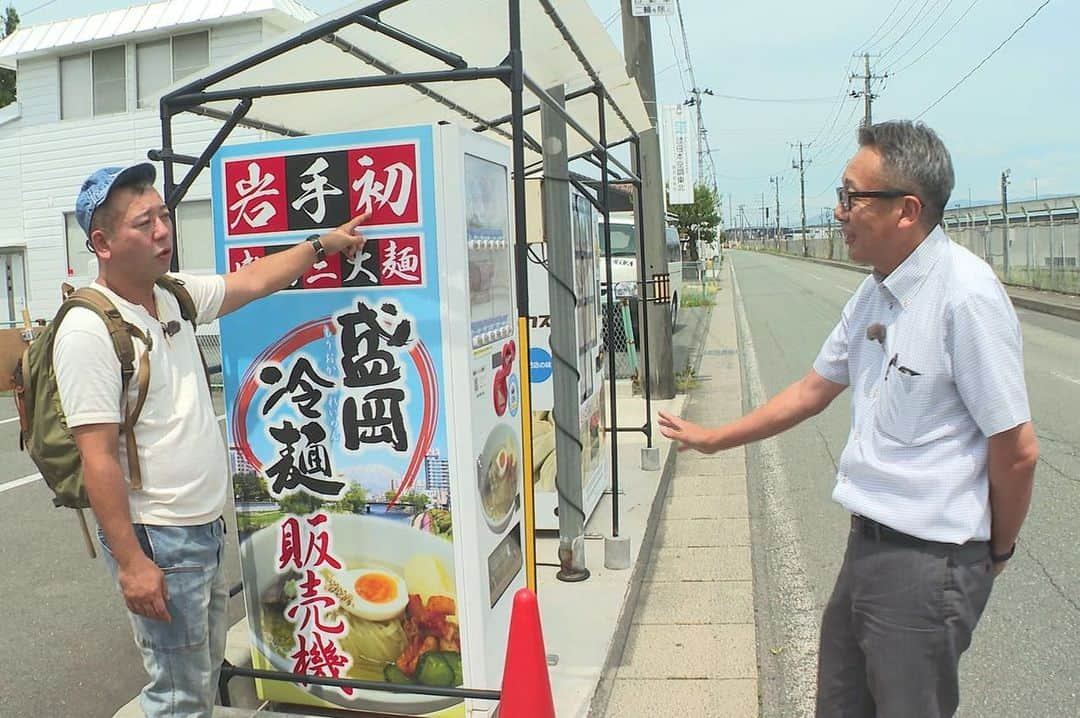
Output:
[{"xmin": 75, "ymin": 163, "xmax": 157, "ymax": 237}]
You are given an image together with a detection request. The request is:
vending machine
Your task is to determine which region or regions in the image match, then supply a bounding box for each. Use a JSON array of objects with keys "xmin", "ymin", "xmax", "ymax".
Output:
[
  {"xmin": 525, "ymin": 185, "xmax": 609, "ymax": 531},
  {"xmin": 213, "ymin": 123, "xmax": 526, "ymax": 717}
]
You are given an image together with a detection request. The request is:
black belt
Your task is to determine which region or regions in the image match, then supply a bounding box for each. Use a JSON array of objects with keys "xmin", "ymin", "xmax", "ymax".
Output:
[{"xmin": 850, "ymin": 515, "xmax": 933, "ymax": 547}]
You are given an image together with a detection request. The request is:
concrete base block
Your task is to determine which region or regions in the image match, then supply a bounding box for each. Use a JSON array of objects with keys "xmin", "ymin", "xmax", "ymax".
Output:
[
  {"xmin": 604, "ymin": 535, "xmax": 632, "ymax": 570},
  {"xmin": 640, "ymin": 446, "xmax": 661, "ymax": 471}
]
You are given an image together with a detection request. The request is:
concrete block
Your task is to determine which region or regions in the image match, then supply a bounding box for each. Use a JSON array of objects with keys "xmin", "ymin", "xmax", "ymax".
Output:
[
  {"xmin": 615, "ymin": 623, "xmax": 757, "ymax": 679},
  {"xmin": 643, "ymin": 546, "xmax": 753, "ymax": 582},
  {"xmin": 632, "ymin": 580, "xmax": 754, "ymax": 625},
  {"xmin": 601, "ymin": 678, "xmax": 758, "ymax": 717},
  {"xmin": 655, "ymin": 517, "xmax": 750, "ymax": 548}
]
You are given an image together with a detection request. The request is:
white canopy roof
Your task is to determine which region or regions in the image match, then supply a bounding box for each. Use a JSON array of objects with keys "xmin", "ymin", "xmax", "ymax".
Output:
[{"xmin": 157, "ymin": 0, "xmax": 651, "ymax": 166}]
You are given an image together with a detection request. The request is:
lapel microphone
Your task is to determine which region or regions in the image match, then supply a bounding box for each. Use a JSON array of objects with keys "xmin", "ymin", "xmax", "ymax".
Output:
[
  {"xmin": 161, "ymin": 320, "xmax": 182, "ymax": 337},
  {"xmin": 866, "ymin": 323, "xmax": 886, "ymax": 345}
]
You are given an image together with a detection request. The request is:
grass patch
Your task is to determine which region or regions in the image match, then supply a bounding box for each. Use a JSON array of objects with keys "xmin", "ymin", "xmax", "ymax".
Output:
[
  {"xmin": 680, "ymin": 293, "xmax": 715, "ymax": 308},
  {"xmin": 236, "ymin": 509, "xmax": 284, "ymax": 534},
  {"xmin": 675, "ymin": 359, "xmax": 697, "ymax": 393}
]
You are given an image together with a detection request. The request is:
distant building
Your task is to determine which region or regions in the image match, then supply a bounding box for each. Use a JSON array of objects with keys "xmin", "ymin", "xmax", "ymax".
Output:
[
  {"xmin": 0, "ymin": 0, "xmax": 314, "ymax": 324},
  {"xmin": 423, "ymin": 449, "xmax": 451, "ymax": 493}
]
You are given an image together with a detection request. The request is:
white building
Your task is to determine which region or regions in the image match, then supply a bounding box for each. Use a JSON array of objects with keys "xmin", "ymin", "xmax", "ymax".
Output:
[
  {"xmin": 423, "ymin": 448, "xmax": 450, "ymax": 493},
  {"xmin": 0, "ymin": 0, "xmax": 315, "ymax": 325}
]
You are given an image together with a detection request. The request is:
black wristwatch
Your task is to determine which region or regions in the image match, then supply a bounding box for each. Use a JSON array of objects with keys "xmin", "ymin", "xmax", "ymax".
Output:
[
  {"xmin": 306, "ymin": 234, "xmax": 326, "ymax": 262},
  {"xmin": 990, "ymin": 542, "xmax": 1016, "ymax": 564}
]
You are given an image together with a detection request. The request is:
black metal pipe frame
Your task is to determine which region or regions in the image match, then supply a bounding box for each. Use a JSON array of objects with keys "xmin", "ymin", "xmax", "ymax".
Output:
[
  {"xmin": 165, "ymin": 0, "xmax": 415, "ymax": 98},
  {"xmin": 597, "ymin": 89, "xmax": 621, "ymax": 539},
  {"xmin": 319, "ymin": 32, "xmax": 522, "ymax": 150},
  {"xmin": 170, "ymin": 66, "xmax": 510, "ymax": 108},
  {"xmin": 149, "ymin": 0, "xmax": 656, "ymax": 699},
  {"xmin": 218, "ymin": 665, "xmax": 500, "ymax": 703},
  {"xmin": 355, "ymin": 14, "xmax": 467, "ymax": 69},
  {"xmin": 169, "ymin": 99, "xmax": 253, "ymax": 213},
  {"xmin": 475, "ymin": 83, "xmax": 597, "ymax": 135},
  {"xmin": 535, "ymin": 0, "xmax": 636, "ymax": 140},
  {"xmin": 522, "ymin": 75, "xmax": 638, "ymax": 181},
  {"xmin": 631, "ymin": 136, "xmax": 653, "ymax": 447}
]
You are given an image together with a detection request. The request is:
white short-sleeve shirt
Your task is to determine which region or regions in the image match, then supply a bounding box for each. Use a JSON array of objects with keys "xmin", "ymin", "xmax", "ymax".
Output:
[
  {"xmin": 813, "ymin": 227, "xmax": 1031, "ymax": 543},
  {"xmin": 55, "ymin": 273, "xmax": 227, "ymax": 526}
]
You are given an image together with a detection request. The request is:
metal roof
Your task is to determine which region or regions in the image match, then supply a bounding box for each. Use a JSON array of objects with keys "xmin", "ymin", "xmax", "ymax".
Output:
[
  {"xmin": 156, "ymin": 0, "xmax": 651, "ymax": 167},
  {"xmin": 0, "ymin": 0, "xmax": 317, "ymax": 68}
]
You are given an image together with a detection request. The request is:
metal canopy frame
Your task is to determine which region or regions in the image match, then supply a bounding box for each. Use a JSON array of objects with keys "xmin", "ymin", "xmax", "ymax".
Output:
[{"xmin": 152, "ymin": 0, "xmax": 657, "ymax": 698}]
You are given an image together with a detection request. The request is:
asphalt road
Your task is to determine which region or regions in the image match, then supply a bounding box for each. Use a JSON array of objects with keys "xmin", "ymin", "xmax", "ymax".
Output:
[
  {"xmin": 0, "ymin": 392, "xmax": 244, "ymax": 718},
  {"xmin": 0, "ymin": 304, "xmax": 707, "ymax": 718},
  {"xmin": 729, "ymin": 250, "xmax": 1080, "ymax": 717}
]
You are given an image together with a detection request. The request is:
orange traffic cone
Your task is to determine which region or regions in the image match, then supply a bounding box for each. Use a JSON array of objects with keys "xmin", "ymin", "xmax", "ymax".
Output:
[{"xmin": 498, "ymin": 587, "xmax": 556, "ymax": 718}]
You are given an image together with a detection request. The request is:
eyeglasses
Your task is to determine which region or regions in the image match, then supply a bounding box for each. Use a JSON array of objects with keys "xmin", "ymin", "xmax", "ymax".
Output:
[{"xmin": 836, "ymin": 186, "xmax": 915, "ymax": 212}]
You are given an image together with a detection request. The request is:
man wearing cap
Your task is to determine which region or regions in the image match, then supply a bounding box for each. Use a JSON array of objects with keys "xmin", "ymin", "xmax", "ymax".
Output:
[
  {"xmin": 658, "ymin": 121, "xmax": 1039, "ymax": 716},
  {"xmin": 54, "ymin": 163, "xmax": 368, "ymax": 717}
]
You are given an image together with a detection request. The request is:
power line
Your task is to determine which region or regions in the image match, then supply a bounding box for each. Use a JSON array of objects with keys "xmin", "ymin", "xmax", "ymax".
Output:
[
  {"xmin": 855, "ymin": 0, "xmax": 907, "ymax": 55},
  {"xmin": 916, "ymin": 0, "xmax": 1053, "ymax": 119},
  {"xmin": 878, "ymin": 0, "xmax": 939, "ymax": 64},
  {"xmin": 883, "ymin": 0, "xmax": 958, "ymax": 71},
  {"xmin": 709, "ymin": 92, "xmax": 839, "ymax": 104},
  {"xmin": 889, "ymin": 0, "xmax": 982, "ymax": 75}
]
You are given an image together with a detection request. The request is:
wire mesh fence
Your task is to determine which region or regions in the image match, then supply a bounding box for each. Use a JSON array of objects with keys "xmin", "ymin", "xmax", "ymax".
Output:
[{"xmin": 754, "ymin": 222, "xmax": 1080, "ymax": 295}]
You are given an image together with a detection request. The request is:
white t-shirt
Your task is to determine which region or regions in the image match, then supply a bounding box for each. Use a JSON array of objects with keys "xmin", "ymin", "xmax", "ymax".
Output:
[{"xmin": 55, "ymin": 273, "xmax": 227, "ymax": 526}]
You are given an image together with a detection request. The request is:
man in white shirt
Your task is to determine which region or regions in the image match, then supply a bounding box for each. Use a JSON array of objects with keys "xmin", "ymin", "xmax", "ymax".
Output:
[
  {"xmin": 658, "ymin": 120, "xmax": 1039, "ymax": 717},
  {"xmin": 56, "ymin": 163, "xmax": 368, "ymax": 717}
]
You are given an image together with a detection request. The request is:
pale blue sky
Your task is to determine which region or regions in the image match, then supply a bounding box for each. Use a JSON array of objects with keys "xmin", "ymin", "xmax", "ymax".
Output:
[{"xmin": 10, "ymin": 0, "xmax": 1073, "ymax": 227}]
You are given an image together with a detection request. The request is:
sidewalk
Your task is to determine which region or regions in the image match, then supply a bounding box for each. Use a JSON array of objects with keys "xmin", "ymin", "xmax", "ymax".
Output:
[{"xmin": 589, "ymin": 261, "xmax": 758, "ymax": 717}]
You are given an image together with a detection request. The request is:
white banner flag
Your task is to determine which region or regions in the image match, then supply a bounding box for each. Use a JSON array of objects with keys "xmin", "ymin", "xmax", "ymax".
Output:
[{"xmin": 661, "ymin": 104, "xmax": 696, "ymax": 205}]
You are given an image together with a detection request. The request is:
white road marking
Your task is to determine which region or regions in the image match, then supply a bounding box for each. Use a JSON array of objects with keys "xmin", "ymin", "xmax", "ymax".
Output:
[
  {"xmin": 731, "ymin": 262, "xmax": 819, "ymax": 714},
  {"xmin": 834, "ymin": 284, "xmax": 855, "ymax": 294},
  {"xmin": 0, "ymin": 473, "xmax": 41, "ymax": 494},
  {"xmin": 806, "ymin": 272, "xmax": 823, "ymax": 281},
  {"xmin": 0, "ymin": 416, "xmax": 21, "ymax": 425},
  {"xmin": 0, "ymin": 413, "xmax": 229, "ymax": 495},
  {"xmin": 1051, "ymin": 370, "xmax": 1080, "ymax": 387}
]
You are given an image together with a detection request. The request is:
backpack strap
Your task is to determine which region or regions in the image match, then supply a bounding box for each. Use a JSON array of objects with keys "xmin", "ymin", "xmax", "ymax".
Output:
[
  {"xmin": 61, "ymin": 288, "xmax": 153, "ymax": 491},
  {"xmin": 156, "ymin": 274, "xmax": 214, "ymax": 393},
  {"xmin": 156, "ymin": 275, "xmax": 198, "ymax": 329}
]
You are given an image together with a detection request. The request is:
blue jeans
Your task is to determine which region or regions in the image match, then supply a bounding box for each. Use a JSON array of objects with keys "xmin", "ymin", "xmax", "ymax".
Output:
[{"xmin": 99, "ymin": 520, "xmax": 228, "ymax": 718}]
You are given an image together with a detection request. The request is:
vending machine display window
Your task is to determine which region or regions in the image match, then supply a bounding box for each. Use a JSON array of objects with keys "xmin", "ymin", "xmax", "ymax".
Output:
[{"xmin": 465, "ymin": 154, "xmax": 513, "ymax": 347}]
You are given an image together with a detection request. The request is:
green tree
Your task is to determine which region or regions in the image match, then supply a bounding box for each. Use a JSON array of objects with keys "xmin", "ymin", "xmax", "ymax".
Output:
[
  {"xmin": 232, "ymin": 471, "xmax": 272, "ymax": 502},
  {"xmin": 0, "ymin": 5, "xmax": 18, "ymax": 108},
  {"xmin": 279, "ymin": 491, "xmax": 325, "ymax": 515},
  {"xmin": 670, "ymin": 184, "xmax": 721, "ymax": 261},
  {"xmin": 400, "ymin": 491, "xmax": 430, "ymax": 513},
  {"xmin": 330, "ymin": 483, "xmax": 369, "ymax": 513}
]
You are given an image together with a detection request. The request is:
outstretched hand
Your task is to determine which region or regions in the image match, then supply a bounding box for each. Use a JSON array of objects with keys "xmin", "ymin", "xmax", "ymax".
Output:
[
  {"xmin": 658, "ymin": 410, "xmax": 717, "ymax": 454},
  {"xmin": 319, "ymin": 212, "xmax": 371, "ymax": 261}
]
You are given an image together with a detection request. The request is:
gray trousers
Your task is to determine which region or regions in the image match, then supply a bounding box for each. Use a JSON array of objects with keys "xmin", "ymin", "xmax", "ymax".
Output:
[{"xmin": 815, "ymin": 516, "xmax": 995, "ymax": 718}]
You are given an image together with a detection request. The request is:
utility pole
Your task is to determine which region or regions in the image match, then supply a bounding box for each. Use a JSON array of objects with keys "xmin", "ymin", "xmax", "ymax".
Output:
[
  {"xmin": 851, "ymin": 53, "xmax": 887, "ymax": 127},
  {"xmin": 792, "ymin": 142, "xmax": 810, "ymax": 256},
  {"xmin": 760, "ymin": 192, "xmax": 767, "ymax": 233},
  {"xmin": 770, "ymin": 176, "xmax": 781, "ymax": 239},
  {"xmin": 621, "ymin": 0, "xmax": 675, "ymax": 399},
  {"xmin": 1001, "ymin": 168, "xmax": 1011, "ymax": 278}
]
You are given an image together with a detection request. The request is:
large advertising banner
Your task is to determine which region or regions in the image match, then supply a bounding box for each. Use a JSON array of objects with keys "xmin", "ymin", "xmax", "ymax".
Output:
[{"xmin": 213, "ymin": 126, "xmax": 465, "ymax": 717}]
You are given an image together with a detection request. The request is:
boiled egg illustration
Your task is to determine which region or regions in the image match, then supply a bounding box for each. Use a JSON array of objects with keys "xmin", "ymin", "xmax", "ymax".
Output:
[{"xmin": 333, "ymin": 568, "xmax": 409, "ymax": 622}]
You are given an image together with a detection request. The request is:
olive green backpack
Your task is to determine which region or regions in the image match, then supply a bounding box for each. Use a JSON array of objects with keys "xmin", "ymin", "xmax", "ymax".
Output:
[{"xmin": 13, "ymin": 276, "xmax": 198, "ymax": 555}]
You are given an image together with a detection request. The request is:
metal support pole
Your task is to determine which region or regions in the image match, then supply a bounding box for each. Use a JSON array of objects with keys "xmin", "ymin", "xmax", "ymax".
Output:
[
  {"xmin": 159, "ymin": 102, "xmax": 179, "ymax": 273},
  {"xmin": 597, "ymin": 91, "xmax": 621, "ymax": 540},
  {"xmin": 631, "ymin": 138, "xmax": 653, "ymax": 448},
  {"xmin": 543, "ymin": 85, "xmax": 589, "ymax": 583},
  {"xmin": 508, "ymin": 0, "xmax": 538, "ymax": 593}
]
